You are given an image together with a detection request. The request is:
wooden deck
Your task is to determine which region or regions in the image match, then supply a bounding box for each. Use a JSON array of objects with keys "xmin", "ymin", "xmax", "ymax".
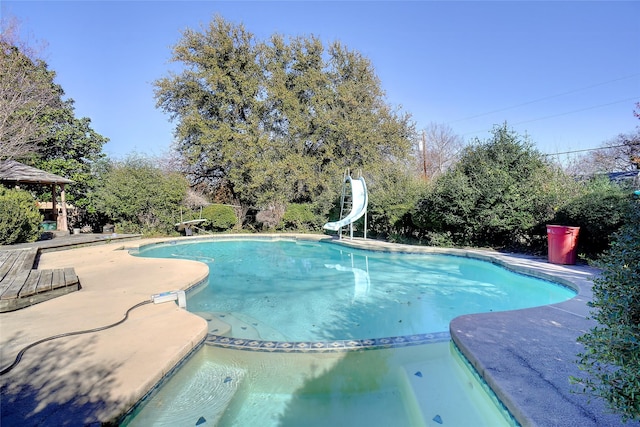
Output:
[{"xmin": 0, "ymin": 248, "xmax": 79, "ymax": 313}]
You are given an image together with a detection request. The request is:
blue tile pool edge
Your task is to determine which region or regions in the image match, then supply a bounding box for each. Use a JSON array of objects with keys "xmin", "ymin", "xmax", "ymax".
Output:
[{"xmin": 204, "ymin": 330, "xmax": 452, "ymax": 352}]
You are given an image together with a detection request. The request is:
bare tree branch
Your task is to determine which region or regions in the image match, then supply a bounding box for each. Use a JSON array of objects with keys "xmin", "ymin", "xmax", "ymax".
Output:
[
  {"xmin": 416, "ymin": 122, "xmax": 464, "ymax": 180},
  {"xmin": 0, "ymin": 17, "xmax": 60, "ymax": 160}
]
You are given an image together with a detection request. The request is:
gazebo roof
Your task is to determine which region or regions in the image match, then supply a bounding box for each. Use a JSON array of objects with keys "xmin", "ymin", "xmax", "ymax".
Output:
[{"xmin": 0, "ymin": 160, "xmax": 74, "ymax": 185}]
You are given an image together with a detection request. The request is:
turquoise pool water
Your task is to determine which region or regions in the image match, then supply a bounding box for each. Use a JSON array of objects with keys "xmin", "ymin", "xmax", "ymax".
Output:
[
  {"xmin": 125, "ymin": 342, "xmax": 515, "ymax": 427},
  {"xmin": 137, "ymin": 238, "xmax": 575, "ymax": 341},
  {"xmin": 126, "ymin": 237, "xmax": 576, "ymax": 426}
]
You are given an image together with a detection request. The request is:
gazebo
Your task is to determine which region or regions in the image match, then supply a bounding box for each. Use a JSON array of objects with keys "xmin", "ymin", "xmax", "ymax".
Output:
[{"xmin": 0, "ymin": 160, "xmax": 74, "ymax": 232}]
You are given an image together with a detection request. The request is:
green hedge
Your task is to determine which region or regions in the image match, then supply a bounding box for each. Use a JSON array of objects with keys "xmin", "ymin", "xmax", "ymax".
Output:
[
  {"xmin": 282, "ymin": 203, "xmax": 318, "ymax": 231},
  {"xmin": 413, "ymin": 125, "xmax": 561, "ymax": 251},
  {"xmin": 553, "ymin": 178, "xmax": 632, "ymax": 258},
  {"xmin": 93, "ymin": 157, "xmax": 188, "ymax": 235},
  {"xmin": 201, "ymin": 204, "xmax": 237, "ymax": 231}
]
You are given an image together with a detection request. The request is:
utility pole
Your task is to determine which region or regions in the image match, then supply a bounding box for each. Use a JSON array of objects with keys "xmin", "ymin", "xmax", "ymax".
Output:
[{"xmin": 421, "ymin": 130, "xmax": 428, "ymax": 181}]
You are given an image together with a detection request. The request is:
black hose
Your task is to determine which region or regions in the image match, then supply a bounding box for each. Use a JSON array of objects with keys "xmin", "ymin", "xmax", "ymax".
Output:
[{"xmin": 0, "ymin": 300, "xmax": 153, "ymax": 376}]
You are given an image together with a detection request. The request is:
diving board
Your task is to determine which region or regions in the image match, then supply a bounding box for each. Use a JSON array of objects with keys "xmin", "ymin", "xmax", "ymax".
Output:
[{"xmin": 174, "ymin": 219, "xmax": 207, "ymax": 236}]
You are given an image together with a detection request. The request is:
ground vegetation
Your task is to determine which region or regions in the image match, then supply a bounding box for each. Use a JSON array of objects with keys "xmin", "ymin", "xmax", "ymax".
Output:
[
  {"xmin": 200, "ymin": 204, "xmax": 237, "ymax": 231},
  {"xmin": 553, "ymin": 177, "xmax": 633, "ymax": 259},
  {"xmin": 0, "ymin": 185, "xmax": 42, "ymax": 245},
  {"xmin": 573, "ymin": 196, "xmax": 640, "ymax": 422}
]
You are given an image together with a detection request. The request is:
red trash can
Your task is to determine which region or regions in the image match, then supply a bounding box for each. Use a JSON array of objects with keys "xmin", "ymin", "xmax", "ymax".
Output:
[{"xmin": 546, "ymin": 225, "xmax": 580, "ymax": 265}]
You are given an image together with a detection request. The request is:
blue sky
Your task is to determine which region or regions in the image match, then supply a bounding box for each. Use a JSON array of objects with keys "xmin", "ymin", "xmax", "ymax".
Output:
[{"xmin": 3, "ymin": 1, "xmax": 640, "ymax": 161}]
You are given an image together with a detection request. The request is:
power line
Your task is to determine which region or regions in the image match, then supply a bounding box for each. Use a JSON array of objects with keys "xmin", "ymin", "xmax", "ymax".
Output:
[
  {"xmin": 512, "ymin": 96, "xmax": 640, "ymax": 126},
  {"xmin": 459, "ymin": 96, "xmax": 640, "ymax": 137},
  {"xmin": 448, "ymin": 73, "xmax": 640, "ymax": 124},
  {"xmin": 542, "ymin": 142, "xmax": 639, "ymax": 157}
]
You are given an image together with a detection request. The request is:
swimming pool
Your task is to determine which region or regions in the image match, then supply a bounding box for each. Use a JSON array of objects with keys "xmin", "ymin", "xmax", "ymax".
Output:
[
  {"xmin": 124, "ymin": 236, "xmax": 576, "ymax": 426},
  {"xmin": 137, "ymin": 237, "xmax": 574, "ymax": 342}
]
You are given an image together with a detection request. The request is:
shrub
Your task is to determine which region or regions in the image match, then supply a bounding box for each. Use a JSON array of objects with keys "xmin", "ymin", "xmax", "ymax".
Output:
[
  {"xmin": 414, "ymin": 124, "xmax": 564, "ymax": 251},
  {"xmin": 572, "ymin": 197, "xmax": 640, "ymax": 421},
  {"xmin": 282, "ymin": 203, "xmax": 318, "ymax": 231},
  {"xmin": 93, "ymin": 156, "xmax": 188, "ymax": 235},
  {"xmin": 201, "ymin": 204, "xmax": 237, "ymax": 231},
  {"xmin": 0, "ymin": 186, "xmax": 43, "ymax": 245},
  {"xmin": 367, "ymin": 166, "xmax": 424, "ymax": 239},
  {"xmin": 414, "ymin": 169, "xmax": 476, "ymax": 244},
  {"xmin": 553, "ymin": 177, "xmax": 631, "ymax": 259}
]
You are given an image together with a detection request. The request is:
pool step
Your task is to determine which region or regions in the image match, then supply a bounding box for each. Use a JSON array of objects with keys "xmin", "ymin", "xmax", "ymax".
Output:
[
  {"xmin": 199, "ymin": 311, "xmax": 288, "ymax": 341},
  {"xmin": 227, "ymin": 388, "xmax": 413, "ymax": 426},
  {"xmin": 128, "ymin": 359, "xmax": 246, "ymax": 426},
  {"xmin": 397, "ymin": 351, "xmax": 511, "ymax": 427},
  {"xmin": 193, "ymin": 311, "xmax": 232, "ymax": 336}
]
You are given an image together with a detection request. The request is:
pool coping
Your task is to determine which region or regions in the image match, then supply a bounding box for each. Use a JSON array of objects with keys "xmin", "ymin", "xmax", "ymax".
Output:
[{"xmin": 1, "ymin": 233, "xmax": 636, "ymax": 426}]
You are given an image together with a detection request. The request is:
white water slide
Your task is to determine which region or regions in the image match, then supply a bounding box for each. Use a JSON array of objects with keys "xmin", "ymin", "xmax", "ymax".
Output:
[{"xmin": 323, "ymin": 175, "xmax": 368, "ymax": 237}]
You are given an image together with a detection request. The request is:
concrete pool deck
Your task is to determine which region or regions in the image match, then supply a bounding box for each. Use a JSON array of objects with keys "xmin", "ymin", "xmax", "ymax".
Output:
[
  {"xmin": 0, "ymin": 234, "xmax": 637, "ymax": 426},
  {"xmin": 0, "ymin": 237, "xmax": 210, "ymax": 425}
]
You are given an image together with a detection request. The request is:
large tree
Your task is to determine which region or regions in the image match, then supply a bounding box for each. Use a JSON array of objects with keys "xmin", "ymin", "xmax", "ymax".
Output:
[
  {"xmin": 0, "ymin": 18, "xmax": 107, "ymax": 225},
  {"xmin": 571, "ymin": 103, "xmax": 640, "ymax": 175},
  {"xmin": 576, "ymin": 130, "xmax": 640, "ymax": 174},
  {"xmin": 30, "ymin": 99, "xmax": 108, "ymax": 213},
  {"xmin": 155, "ymin": 15, "xmax": 414, "ymax": 225}
]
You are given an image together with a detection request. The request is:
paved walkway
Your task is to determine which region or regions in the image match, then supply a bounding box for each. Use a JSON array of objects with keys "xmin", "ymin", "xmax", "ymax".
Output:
[
  {"xmin": 0, "ymin": 234, "xmax": 636, "ymax": 426},
  {"xmin": 450, "ymin": 261, "xmax": 638, "ymax": 427}
]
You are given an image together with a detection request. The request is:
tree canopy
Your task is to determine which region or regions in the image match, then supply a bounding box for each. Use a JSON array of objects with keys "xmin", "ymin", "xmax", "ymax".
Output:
[
  {"xmin": 0, "ymin": 21, "xmax": 107, "ymax": 226},
  {"xmin": 0, "ymin": 36, "xmax": 61, "ymax": 160},
  {"xmin": 155, "ymin": 15, "xmax": 414, "ymax": 224},
  {"xmin": 30, "ymin": 100, "xmax": 108, "ymax": 212},
  {"xmin": 568, "ymin": 103, "xmax": 640, "ymax": 176},
  {"xmin": 576, "ymin": 129, "xmax": 640, "ymax": 175},
  {"xmin": 416, "ymin": 122, "xmax": 464, "ymax": 181}
]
